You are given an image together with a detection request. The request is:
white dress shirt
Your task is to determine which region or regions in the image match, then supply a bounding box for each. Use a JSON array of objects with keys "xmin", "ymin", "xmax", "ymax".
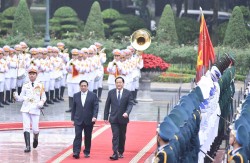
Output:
[
  {"xmin": 116, "ymin": 89, "xmax": 123, "ymax": 99},
  {"xmin": 81, "ymin": 91, "xmax": 88, "ymax": 107}
]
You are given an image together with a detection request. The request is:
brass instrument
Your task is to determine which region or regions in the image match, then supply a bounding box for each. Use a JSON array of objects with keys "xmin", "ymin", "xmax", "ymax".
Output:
[
  {"xmin": 100, "ymin": 48, "xmax": 106, "ymax": 53},
  {"xmin": 130, "ymin": 29, "xmax": 151, "ymax": 51}
]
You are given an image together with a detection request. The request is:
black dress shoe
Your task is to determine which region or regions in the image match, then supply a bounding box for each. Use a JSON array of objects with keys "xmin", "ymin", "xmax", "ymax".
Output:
[
  {"xmin": 53, "ymin": 99, "xmax": 60, "ymax": 103},
  {"xmin": 2, "ymin": 101, "xmax": 10, "ymax": 105},
  {"xmin": 47, "ymin": 100, "xmax": 54, "ymax": 104},
  {"xmin": 65, "ymin": 109, "xmax": 72, "ymax": 113},
  {"xmin": 118, "ymin": 153, "xmax": 124, "ymax": 158},
  {"xmin": 110, "ymin": 153, "xmax": 118, "ymax": 160},
  {"xmin": 73, "ymin": 153, "xmax": 80, "ymax": 159},
  {"xmin": 84, "ymin": 153, "xmax": 90, "ymax": 158}
]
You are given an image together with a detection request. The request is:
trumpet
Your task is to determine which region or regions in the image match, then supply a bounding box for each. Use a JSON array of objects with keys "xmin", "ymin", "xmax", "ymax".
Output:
[{"xmin": 113, "ymin": 61, "xmax": 117, "ymax": 66}]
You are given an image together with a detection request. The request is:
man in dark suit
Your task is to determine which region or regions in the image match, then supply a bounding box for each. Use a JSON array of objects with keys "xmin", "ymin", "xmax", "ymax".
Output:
[
  {"xmin": 104, "ymin": 76, "xmax": 134, "ymax": 160},
  {"xmin": 71, "ymin": 80, "xmax": 99, "ymax": 159}
]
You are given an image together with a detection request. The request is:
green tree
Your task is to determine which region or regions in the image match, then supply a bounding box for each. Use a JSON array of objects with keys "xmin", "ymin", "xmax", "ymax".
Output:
[
  {"xmin": 50, "ymin": 6, "xmax": 82, "ymax": 39},
  {"xmin": 223, "ymin": 6, "xmax": 248, "ymax": 48},
  {"xmin": 12, "ymin": 0, "xmax": 33, "ymax": 36},
  {"xmin": 83, "ymin": 1, "xmax": 105, "ymax": 39},
  {"xmin": 102, "ymin": 8, "xmax": 121, "ymax": 38},
  {"xmin": 156, "ymin": 4, "xmax": 179, "ymax": 46},
  {"xmin": 0, "ymin": 7, "xmax": 16, "ymax": 35}
]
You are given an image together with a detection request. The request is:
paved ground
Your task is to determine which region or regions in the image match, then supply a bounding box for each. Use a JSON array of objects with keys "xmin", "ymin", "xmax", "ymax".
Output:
[{"xmin": 0, "ymin": 81, "xmax": 245, "ymax": 163}]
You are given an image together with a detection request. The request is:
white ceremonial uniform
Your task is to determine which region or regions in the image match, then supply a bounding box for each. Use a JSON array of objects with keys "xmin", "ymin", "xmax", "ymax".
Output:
[
  {"xmin": 15, "ymin": 80, "xmax": 46, "ymax": 133},
  {"xmin": 17, "ymin": 53, "xmax": 27, "ymax": 87},
  {"xmin": 107, "ymin": 60, "xmax": 122, "ymax": 90},
  {"xmin": 93, "ymin": 55, "xmax": 102, "ymax": 90},
  {"xmin": 53, "ymin": 56, "xmax": 64, "ymax": 89},
  {"xmin": 87, "ymin": 57, "xmax": 96, "ymax": 91},
  {"xmin": 39, "ymin": 58, "xmax": 51, "ymax": 92},
  {"xmin": 59, "ymin": 51, "xmax": 69, "ymax": 88},
  {"xmin": 132, "ymin": 54, "xmax": 143, "ymax": 90},
  {"xmin": 97, "ymin": 52, "xmax": 106, "ymax": 88},
  {"xmin": 66, "ymin": 59, "xmax": 80, "ymax": 97},
  {"xmin": 0, "ymin": 58, "xmax": 8, "ymax": 92},
  {"xmin": 8, "ymin": 55, "xmax": 18, "ymax": 89}
]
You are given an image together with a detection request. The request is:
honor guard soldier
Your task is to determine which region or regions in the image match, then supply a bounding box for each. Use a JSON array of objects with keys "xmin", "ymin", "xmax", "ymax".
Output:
[
  {"xmin": 90, "ymin": 45, "xmax": 101, "ymax": 96},
  {"xmin": 13, "ymin": 65, "xmax": 46, "ymax": 153},
  {"xmin": 3, "ymin": 45, "xmax": 11, "ymax": 105},
  {"xmin": 152, "ymin": 121, "xmax": 176, "ymax": 163},
  {"xmin": 107, "ymin": 49, "xmax": 122, "ymax": 90},
  {"xmin": 0, "ymin": 48, "xmax": 8, "ymax": 107},
  {"xmin": 57, "ymin": 42, "xmax": 69, "ymax": 101},
  {"xmin": 65, "ymin": 49, "xmax": 80, "ymax": 112},
  {"xmin": 228, "ymin": 124, "xmax": 248, "ymax": 162},
  {"xmin": 94, "ymin": 42, "xmax": 107, "ymax": 102}
]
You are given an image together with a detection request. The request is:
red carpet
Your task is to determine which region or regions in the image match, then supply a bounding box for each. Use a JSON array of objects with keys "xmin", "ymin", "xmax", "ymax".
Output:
[
  {"xmin": 0, "ymin": 121, "xmax": 74, "ymax": 131},
  {"xmin": 47, "ymin": 121, "xmax": 157, "ymax": 163}
]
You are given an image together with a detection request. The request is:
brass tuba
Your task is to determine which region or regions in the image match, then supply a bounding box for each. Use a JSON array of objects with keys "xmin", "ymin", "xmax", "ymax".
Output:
[{"xmin": 130, "ymin": 29, "xmax": 151, "ymax": 51}]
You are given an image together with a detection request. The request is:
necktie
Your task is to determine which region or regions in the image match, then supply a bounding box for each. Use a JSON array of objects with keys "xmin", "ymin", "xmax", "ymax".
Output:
[
  {"xmin": 32, "ymin": 83, "xmax": 34, "ymax": 87},
  {"xmin": 118, "ymin": 90, "xmax": 121, "ymax": 105}
]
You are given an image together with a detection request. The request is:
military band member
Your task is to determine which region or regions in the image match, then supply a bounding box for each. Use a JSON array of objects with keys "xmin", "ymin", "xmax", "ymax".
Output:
[
  {"xmin": 127, "ymin": 46, "xmax": 143, "ymax": 103},
  {"xmin": 65, "ymin": 49, "xmax": 80, "ymax": 112},
  {"xmin": 90, "ymin": 44, "xmax": 101, "ymax": 95},
  {"xmin": 51, "ymin": 47, "xmax": 64, "ymax": 102},
  {"xmin": 15, "ymin": 44, "xmax": 27, "ymax": 95},
  {"xmin": 39, "ymin": 48, "xmax": 50, "ymax": 107},
  {"xmin": 0, "ymin": 48, "xmax": 8, "ymax": 107},
  {"xmin": 46, "ymin": 46, "xmax": 54, "ymax": 105},
  {"xmin": 3, "ymin": 45, "xmax": 11, "ymax": 105},
  {"xmin": 13, "ymin": 65, "xmax": 46, "ymax": 153},
  {"xmin": 8, "ymin": 48, "xmax": 18, "ymax": 103},
  {"xmin": 107, "ymin": 49, "xmax": 122, "ymax": 90},
  {"xmin": 86, "ymin": 47, "xmax": 96, "ymax": 92},
  {"xmin": 57, "ymin": 42, "xmax": 69, "ymax": 101},
  {"xmin": 94, "ymin": 42, "xmax": 107, "ymax": 102}
]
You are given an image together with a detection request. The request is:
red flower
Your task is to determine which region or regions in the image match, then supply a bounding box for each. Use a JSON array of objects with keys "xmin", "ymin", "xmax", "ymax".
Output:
[{"xmin": 141, "ymin": 53, "xmax": 170, "ymax": 72}]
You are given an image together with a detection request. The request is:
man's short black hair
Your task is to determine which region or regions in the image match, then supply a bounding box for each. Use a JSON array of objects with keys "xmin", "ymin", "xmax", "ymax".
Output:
[
  {"xmin": 115, "ymin": 76, "xmax": 124, "ymax": 83},
  {"xmin": 79, "ymin": 80, "xmax": 88, "ymax": 86}
]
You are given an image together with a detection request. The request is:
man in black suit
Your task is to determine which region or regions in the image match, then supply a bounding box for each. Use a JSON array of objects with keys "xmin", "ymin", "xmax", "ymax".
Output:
[
  {"xmin": 71, "ymin": 80, "xmax": 99, "ymax": 159},
  {"xmin": 104, "ymin": 76, "xmax": 134, "ymax": 160}
]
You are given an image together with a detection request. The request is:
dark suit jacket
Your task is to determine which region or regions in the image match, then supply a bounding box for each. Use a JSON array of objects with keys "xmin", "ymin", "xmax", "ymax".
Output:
[
  {"xmin": 71, "ymin": 91, "xmax": 99, "ymax": 126},
  {"xmin": 104, "ymin": 88, "xmax": 133, "ymax": 124}
]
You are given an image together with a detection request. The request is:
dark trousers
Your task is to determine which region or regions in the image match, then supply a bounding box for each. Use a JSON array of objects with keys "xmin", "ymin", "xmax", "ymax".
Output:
[
  {"xmin": 73, "ymin": 121, "xmax": 94, "ymax": 154},
  {"xmin": 111, "ymin": 123, "xmax": 127, "ymax": 154}
]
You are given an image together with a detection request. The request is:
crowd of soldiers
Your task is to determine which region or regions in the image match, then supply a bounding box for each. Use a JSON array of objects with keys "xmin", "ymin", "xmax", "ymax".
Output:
[{"xmin": 0, "ymin": 41, "xmax": 143, "ymax": 112}]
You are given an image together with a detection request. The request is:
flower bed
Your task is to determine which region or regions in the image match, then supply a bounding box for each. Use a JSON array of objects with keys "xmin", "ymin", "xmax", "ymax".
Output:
[{"xmin": 156, "ymin": 72, "xmax": 194, "ymax": 83}]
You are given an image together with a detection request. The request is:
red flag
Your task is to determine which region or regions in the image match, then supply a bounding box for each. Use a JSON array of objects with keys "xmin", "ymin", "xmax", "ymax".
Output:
[
  {"xmin": 72, "ymin": 65, "xmax": 79, "ymax": 78},
  {"xmin": 195, "ymin": 13, "xmax": 215, "ymax": 83}
]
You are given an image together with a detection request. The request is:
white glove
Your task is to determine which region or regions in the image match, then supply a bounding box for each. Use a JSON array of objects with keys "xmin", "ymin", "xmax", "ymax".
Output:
[
  {"xmin": 13, "ymin": 92, "xmax": 18, "ymax": 100},
  {"xmin": 37, "ymin": 101, "xmax": 44, "ymax": 108}
]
